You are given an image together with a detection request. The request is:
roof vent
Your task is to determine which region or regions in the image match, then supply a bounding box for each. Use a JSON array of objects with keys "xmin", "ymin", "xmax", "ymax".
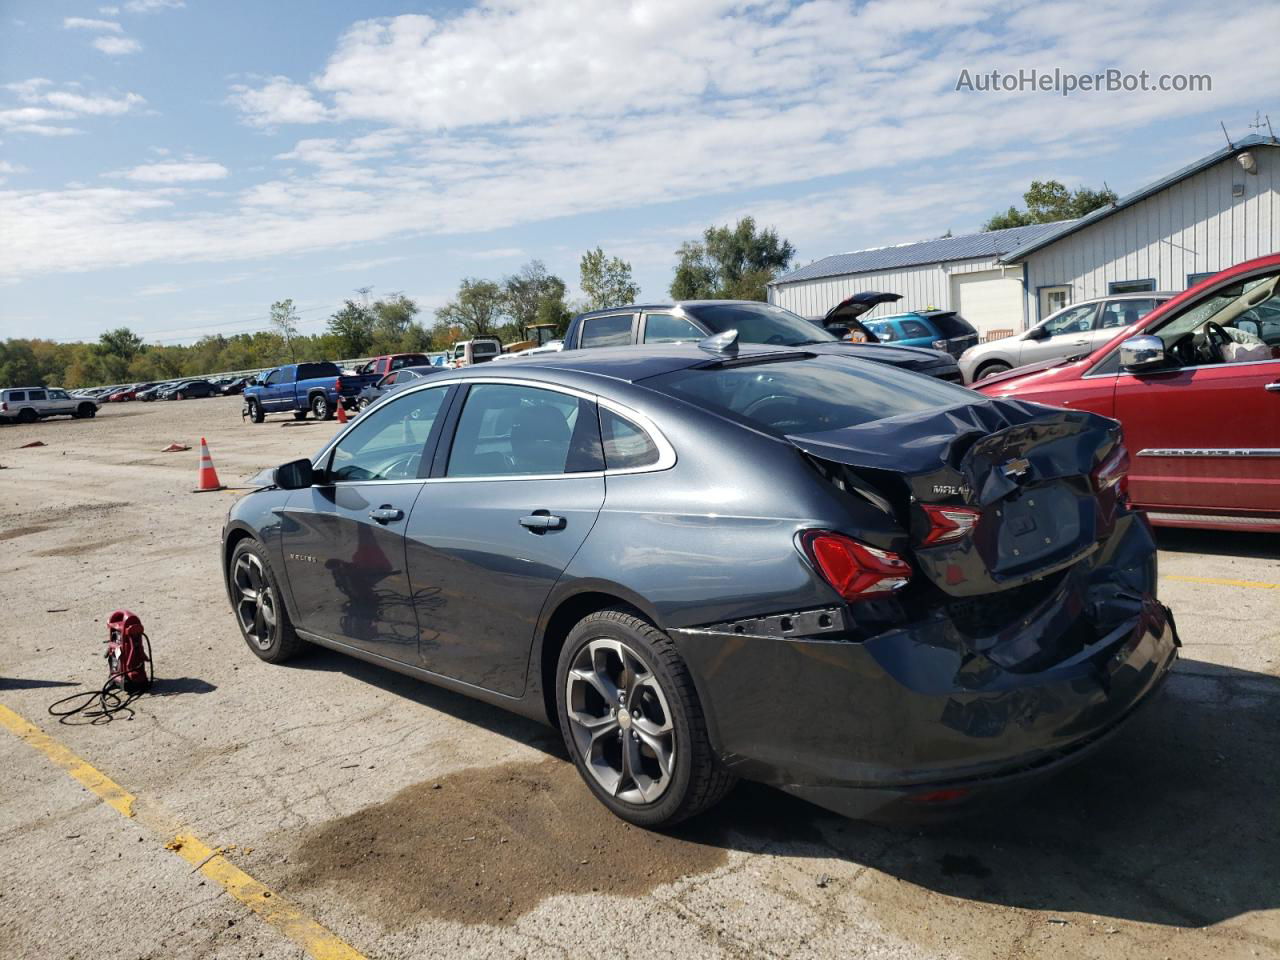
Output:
[{"xmin": 698, "ymin": 328, "xmax": 739, "ymax": 356}]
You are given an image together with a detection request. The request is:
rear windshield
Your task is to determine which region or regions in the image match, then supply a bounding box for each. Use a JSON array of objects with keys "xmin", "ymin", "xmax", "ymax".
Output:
[
  {"xmin": 688, "ymin": 303, "xmax": 838, "ymax": 346},
  {"xmin": 644, "ymin": 355, "xmax": 976, "ymax": 435},
  {"xmin": 927, "ymin": 312, "xmax": 977, "ymax": 338},
  {"xmin": 298, "ymin": 362, "xmax": 340, "ymax": 380}
]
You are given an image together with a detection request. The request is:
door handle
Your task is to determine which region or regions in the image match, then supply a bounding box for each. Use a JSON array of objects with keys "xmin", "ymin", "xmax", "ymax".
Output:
[
  {"xmin": 1266, "ymin": 382, "xmax": 1280, "ymax": 393},
  {"xmin": 520, "ymin": 512, "xmax": 566, "ymax": 532},
  {"xmin": 369, "ymin": 506, "xmax": 403, "ymax": 524}
]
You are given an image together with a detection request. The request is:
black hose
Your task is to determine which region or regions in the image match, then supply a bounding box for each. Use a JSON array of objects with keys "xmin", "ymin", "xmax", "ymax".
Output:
[{"xmin": 48, "ymin": 634, "xmax": 154, "ymax": 726}]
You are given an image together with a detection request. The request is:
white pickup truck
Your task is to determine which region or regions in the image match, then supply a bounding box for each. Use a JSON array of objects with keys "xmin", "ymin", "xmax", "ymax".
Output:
[{"xmin": 0, "ymin": 387, "xmax": 99, "ymax": 424}]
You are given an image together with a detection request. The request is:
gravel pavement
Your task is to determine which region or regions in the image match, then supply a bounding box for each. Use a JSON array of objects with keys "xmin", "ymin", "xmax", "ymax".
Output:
[{"xmin": 1, "ymin": 396, "xmax": 1277, "ymax": 960}]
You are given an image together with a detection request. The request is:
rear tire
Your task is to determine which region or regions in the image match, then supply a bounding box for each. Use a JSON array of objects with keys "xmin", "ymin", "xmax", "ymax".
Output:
[
  {"xmin": 976, "ymin": 360, "xmax": 1012, "ymax": 381},
  {"xmin": 228, "ymin": 539, "xmax": 306, "ymax": 664},
  {"xmin": 556, "ymin": 608, "xmax": 735, "ymax": 828},
  {"xmin": 246, "ymin": 399, "xmax": 264, "ymax": 424},
  {"xmin": 310, "ymin": 394, "xmax": 332, "ymax": 420},
  {"xmin": 17, "ymin": 408, "xmax": 36, "ymax": 424}
]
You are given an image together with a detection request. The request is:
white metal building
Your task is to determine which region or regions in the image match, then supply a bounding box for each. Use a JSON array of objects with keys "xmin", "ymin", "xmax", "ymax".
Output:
[{"xmin": 769, "ymin": 133, "xmax": 1280, "ymax": 337}]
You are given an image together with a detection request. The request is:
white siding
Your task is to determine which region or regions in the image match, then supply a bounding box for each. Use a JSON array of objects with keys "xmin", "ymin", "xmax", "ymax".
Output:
[
  {"xmin": 770, "ymin": 256, "xmax": 1006, "ymax": 320},
  {"xmin": 1021, "ymin": 146, "xmax": 1280, "ymax": 322}
]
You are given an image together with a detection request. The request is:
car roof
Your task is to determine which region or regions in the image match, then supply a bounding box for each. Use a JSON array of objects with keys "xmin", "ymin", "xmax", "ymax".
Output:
[
  {"xmin": 574, "ymin": 300, "xmax": 793, "ymax": 320},
  {"xmin": 453, "ymin": 342, "xmax": 805, "ymax": 383}
]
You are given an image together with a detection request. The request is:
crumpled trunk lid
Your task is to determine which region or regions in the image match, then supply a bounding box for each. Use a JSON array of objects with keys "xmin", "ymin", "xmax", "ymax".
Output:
[{"xmin": 788, "ymin": 397, "xmax": 1125, "ymax": 599}]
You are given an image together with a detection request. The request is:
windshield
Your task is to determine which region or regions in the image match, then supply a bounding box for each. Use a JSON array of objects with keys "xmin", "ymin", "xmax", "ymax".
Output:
[
  {"xmin": 644, "ymin": 354, "xmax": 977, "ymax": 436},
  {"xmin": 687, "ymin": 303, "xmax": 838, "ymax": 347}
]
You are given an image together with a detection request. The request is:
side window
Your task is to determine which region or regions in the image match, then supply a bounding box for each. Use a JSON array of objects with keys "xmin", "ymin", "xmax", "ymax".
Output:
[
  {"xmin": 49, "ymin": 390, "xmax": 68, "ymax": 400},
  {"xmin": 328, "ymin": 386, "xmax": 447, "ymax": 483},
  {"xmin": 446, "ymin": 384, "xmax": 602, "ymax": 478},
  {"xmin": 643, "ymin": 313, "xmax": 704, "ymax": 344},
  {"xmin": 28, "ymin": 390, "xmax": 47, "ymax": 401},
  {"xmin": 600, "ymin": 408, "xmax": 660, "ymax": 470},
  {"xmin": 9, "ymin": 391, "xmax": 24, "ymax": 402},
  {"xmin": 390, "ymin": 357, "xmax": 408, "ymax": 370},
  {"xmin": 867, "ymin": 322, "xmax": 896, "ymax": 342},
  {"xmin": 357, "ymin": 360, "xmax": 374, "ymax": 375},
  {"xmin": 899, "ymin": 319, "xmax": 932, "ymax": 339},
  {"xmin": 264, "ymin": 370, "xmax": 281, "ymax": 386},
  {"xmin": 1043, "ymin": 304, "xmax": 1096, "ymax": 336},
  {"xmin": 1099, "ymin": 299, "xmax": 1155, "ymax": 329},
  {"xmin": 580, "ymin": 314, "xmax": 634, "ymax": 348}
]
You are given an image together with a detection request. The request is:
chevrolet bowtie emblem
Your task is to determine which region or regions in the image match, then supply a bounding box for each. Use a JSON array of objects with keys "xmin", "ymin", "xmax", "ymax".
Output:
[{"xmin": 1002, "ymin": 457, "xmax": 1031, "ymax": 480}]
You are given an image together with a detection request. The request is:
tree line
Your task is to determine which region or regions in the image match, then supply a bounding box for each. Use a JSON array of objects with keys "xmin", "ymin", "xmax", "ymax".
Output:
[{"xmin": 4, "ymin": 182, "xmax": 1100, "ymax": 389}]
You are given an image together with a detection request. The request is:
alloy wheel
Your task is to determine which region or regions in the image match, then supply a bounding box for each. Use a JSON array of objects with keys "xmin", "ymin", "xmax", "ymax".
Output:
[
  {"xmin": 232, "ymin": 552, "xmax": 278, "ymax": 650},
  {"xmin": 565, "ymin": 638, "xmax": 676, "ymax": 805}
]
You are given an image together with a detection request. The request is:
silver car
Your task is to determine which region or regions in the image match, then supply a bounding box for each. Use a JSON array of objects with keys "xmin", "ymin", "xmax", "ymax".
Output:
[{"xmin": 959, "ymin": 292, "xmax": 1174, "ymax": 383}]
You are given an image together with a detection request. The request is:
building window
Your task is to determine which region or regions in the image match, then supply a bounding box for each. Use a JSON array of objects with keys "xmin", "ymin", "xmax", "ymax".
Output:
[
  {"xmin": 1186, "ymin": 272, "xmax": 1214, "ymax": 289},
  {"xmin": 1108, "ymin": 279, "xmax": 1156, "ymax": 294},
  {"xmin": 1038, "ymin": 285, "xmax": 1071, "ymax": 321}
]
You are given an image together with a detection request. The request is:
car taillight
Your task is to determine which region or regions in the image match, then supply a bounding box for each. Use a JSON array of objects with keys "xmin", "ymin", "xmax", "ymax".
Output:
[
  {"xmin": 919, "ymin": 504, "xmax": 982, "ymax": 545},
  {"xmin": 335, "ymin": 376, "xmax": 344, "ymax": 392},
  {"xmin": 1093, "ymin": 444, "xmax": 1130, "ymax": 496},
  {"xmin": 931, "ymin": 339, "xmax": 948, "ymax": 351},
  {"xmin": 798, "ymin": 530, "xmax": 911, "ymax": 602}
]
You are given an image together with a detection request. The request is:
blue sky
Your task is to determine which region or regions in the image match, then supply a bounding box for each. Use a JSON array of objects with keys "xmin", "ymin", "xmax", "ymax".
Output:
[{"xmin": 1, "ymin": 0, "xmax": 1275, "ymax": 344}]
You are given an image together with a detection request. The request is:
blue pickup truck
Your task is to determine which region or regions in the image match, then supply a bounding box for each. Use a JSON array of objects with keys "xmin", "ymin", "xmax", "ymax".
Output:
[{"xmin": 242, "ymin": 362, "xmax": 372, "ymax": 423}]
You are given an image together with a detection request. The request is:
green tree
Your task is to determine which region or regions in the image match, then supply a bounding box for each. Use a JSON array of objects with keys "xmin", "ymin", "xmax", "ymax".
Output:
[
  {"xmin": 579, "ymin": 247, "xmax": 640, "ymax": 310},
  {"xmin": 503, "ymin": 260, "xmax": 568, "ymax": 330},
  {"xmin": 982, "ymin": 180, "xmax": 1119, "ymax": 231},
  {"xmin": 434, "ymin": 278, "xmax": 506, "ymax": 337},
  {"xmin": 270, "ymin": 299, "xmax": 300, "ymax": 361},
  {"xmin": 327, "ymin": 300, "xmax": 376, "ymax": 357},
  {"xmin": 0, "ymin": 340, "xmax": 41, "ymax": 386},
  {"xmin": 670, "ymin": 216, "xmax": 795, "ymax": 302},
  {"xmin": 369, "ymin": 294, "xmax": 419, "ymax": 353},
  {"xmin": 98, "ymin": 327, "xmax": 145, "ymax": 365}
]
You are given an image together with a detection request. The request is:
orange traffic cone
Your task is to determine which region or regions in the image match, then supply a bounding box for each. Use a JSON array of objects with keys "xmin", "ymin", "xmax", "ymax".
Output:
[
  {"xmin": 193, "ymin": 437, "xmax": 225, "ymax": 492},
  {"xmin": 336, "ymin": 402, "xmax": 348, "ymax": 424}
]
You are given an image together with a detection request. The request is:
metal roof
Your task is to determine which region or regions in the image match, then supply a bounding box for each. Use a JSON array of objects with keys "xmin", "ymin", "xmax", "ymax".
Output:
[
  {"xmin": 1001, "ymin": 134, "xmax": 1280, "ymax": 262},
  {"xmin": 771, "ymin": 221, "xmax": 1067, "ymax": 286}
]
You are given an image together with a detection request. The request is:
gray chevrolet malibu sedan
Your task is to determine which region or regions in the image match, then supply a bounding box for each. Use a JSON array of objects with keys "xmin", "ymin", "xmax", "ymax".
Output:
[{"xmin": 222, "ymin": 339, "xmax": 1177, "ymax": 828}]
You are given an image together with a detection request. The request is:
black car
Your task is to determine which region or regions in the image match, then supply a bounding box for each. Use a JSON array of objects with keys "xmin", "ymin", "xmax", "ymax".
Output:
[
  {"xmin": 160, "ymin": 379, "xmax": 216, "ymax": 400},
  {"xmin": 222, "ymin": 340, "xmax": 1176, "ymax": 827},
  {"xmin": 561, "ymin": 298, "xmax": 962, "ymax": 381},
  {"xmin": 355, "ymin": 366, "xmax": 436, "ymax": 410},
  {"xmin": 220, "ymin": 377, "xmax": 251, "ymax": 396}
]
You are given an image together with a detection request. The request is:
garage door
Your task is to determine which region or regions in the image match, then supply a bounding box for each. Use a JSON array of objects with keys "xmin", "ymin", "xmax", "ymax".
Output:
[{"xmin": 950, "ymin": 269, "xmax": 1024, "ymax": 340}]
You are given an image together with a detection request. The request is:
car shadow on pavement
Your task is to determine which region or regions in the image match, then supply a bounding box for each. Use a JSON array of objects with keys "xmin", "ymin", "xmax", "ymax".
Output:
[
  {"xmin": 0, "ymin": 677, "xmax": 77, "ymax": 691},
  {"xmin": 149, "ymin": 676, "xmax": 218, "ymax": 696},
  {"xmin": 293, "ymin": 647, "xmax": 567, "ymax": 756},
  {"xmin": 1156, "ymin": 527, "xmax": 1279, "ymax": 559},
  {"xmin": 687, "ymin": 658, "xmax": 1280, "ymax": 929}
]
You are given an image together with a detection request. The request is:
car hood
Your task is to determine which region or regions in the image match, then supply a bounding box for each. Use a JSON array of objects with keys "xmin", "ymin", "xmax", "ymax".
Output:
[
  {"xmin": 804, "ymin": 340, "xmax": 956, "ymax": 373},
  {"xmin": 975, "ymin": 354, "xmax": 1094, "ymax": 394}
]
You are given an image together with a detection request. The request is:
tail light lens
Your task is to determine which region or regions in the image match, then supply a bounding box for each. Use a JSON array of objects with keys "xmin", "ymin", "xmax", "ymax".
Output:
[
  {"xmin": 798, "ymin": 530, "xmax": 911, "ymax": 602},
  {"xmin": 1093, "ymin": 444, "xmax": 1130, "ymax": 496},
  {"xmin": 335, "ymin": 376, "xmax": 344, "ymax": 392},
  {"xmin": 931, "ymin": 339, "xmax": 948, "ymax": 351},
  {"xmin": 920, "ymin": 504, "xmax": 982, "ymax": 545}
]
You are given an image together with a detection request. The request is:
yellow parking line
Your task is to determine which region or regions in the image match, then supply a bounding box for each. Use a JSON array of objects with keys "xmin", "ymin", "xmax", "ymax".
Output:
[
  {"xmin": 0, "ymin": 703, "xmax": 366, "ymax": 960},
  {"xmin": 1164, "ymin": 575, "xmax": 1280, "ymax": 590}
]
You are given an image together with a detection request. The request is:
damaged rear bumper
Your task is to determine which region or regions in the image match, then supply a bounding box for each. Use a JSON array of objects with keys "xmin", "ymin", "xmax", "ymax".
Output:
[{"xmin": 669, "ymin": 514, "xmax": 1179, "ymax": 821}]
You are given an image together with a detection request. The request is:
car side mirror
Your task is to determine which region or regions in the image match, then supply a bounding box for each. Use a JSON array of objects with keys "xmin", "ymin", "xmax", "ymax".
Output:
[
  {"xmin": 1025, "ymin": 325, "xmax": 1049, "ymax": 340},
  {"xmin": 273, "ymin": 458, "xmax": 314, "ymax": 490},
  {"xmin": 1119, "ymin": 335, "xmax": 1166, "ymax": 372}
]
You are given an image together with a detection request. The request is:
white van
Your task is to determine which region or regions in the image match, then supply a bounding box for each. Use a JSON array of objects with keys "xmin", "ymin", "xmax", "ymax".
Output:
[{"xmin": 449, "ymin": 337, "xmax": 503, "ymax": 367}]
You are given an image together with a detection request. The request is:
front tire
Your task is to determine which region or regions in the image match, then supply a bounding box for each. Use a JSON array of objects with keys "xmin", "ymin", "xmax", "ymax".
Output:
[
  {"xmin": 78, "ymin": 403, "xmax": 96, "ymax": 419},
  {"xmin": 556, "ymin": 609, "xmax": 734, "ymax": 828},
  {"xmin": 246, "ymin": 399, "xmax": 264, "ymax": 423},
  {"xmin": 228, "ymin": 539, "xmax": 305, "ymax": 663},
  {"xmin": 310, "ymin": 394, "xmax": 332, "ymax": 420},
  {"xmin": 976, "ymin": 360, "xmax": 1012, "ymax": 381}
]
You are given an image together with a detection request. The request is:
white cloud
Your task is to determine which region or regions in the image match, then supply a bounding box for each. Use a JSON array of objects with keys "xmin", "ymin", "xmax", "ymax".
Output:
[
  {"xmin": 230, "ymin": 77, "xmax": 330, "ymax": 127},
  {"xmin": 123, "ymin": 0, "xmax": 184, "ymax": 11},
  {"xmin": 337, "ymin": 254, "xmax": 409, "ymax": 271},
  {"xmin": 464, "ymin": 247, "xmax": 524, "ymax": 260},
  {"xmin": 0, "ymin": 84, "xmax": 145, "ymax": 137},
  {"xmin": 0, "ymin": 160, "xmax": 24, "ymax": 184},
  {"xmin": 44, "ymin": 91, "xmax": 145, "ymax": 115},
  {"xmin": 4, "ymin": 78, "xmax": 51, "ymax": 99},
  {"xmin": 6, "ymin": 0, "xmax": 1279, "ymax": 281},
  {"xmin": 135, "ymin": 281, "xmax": 182, "ymax": 296},
  {"xmin": 115, "ymin": 161, "xmax": 229, "ymax": 183},
  {"xmin": 63, "ymin": 17, "xmax": 122, "ymax": 32},
  {"xmin": 99, "ymin": 6, "xmax": 121, "ymax": 14},
  {"xmin": 92, "ymin": 35, "xmax": 142, "ymax": 55}
]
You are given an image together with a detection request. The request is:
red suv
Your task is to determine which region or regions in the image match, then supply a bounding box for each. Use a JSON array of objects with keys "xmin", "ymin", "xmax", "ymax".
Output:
[{"xmin": 977, "ymin": 254, "xmax": 1280, "ymax": 533}]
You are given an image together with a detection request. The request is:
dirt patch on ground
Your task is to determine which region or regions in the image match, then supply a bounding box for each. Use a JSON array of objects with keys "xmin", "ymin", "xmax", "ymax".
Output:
[
  {"xmin": 35, "ymin": 538, "xmax": 116, "ymax": 558},
  {"xmin": 288, "ymin": 757, "xmax": 728, "ymax": 927}
]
